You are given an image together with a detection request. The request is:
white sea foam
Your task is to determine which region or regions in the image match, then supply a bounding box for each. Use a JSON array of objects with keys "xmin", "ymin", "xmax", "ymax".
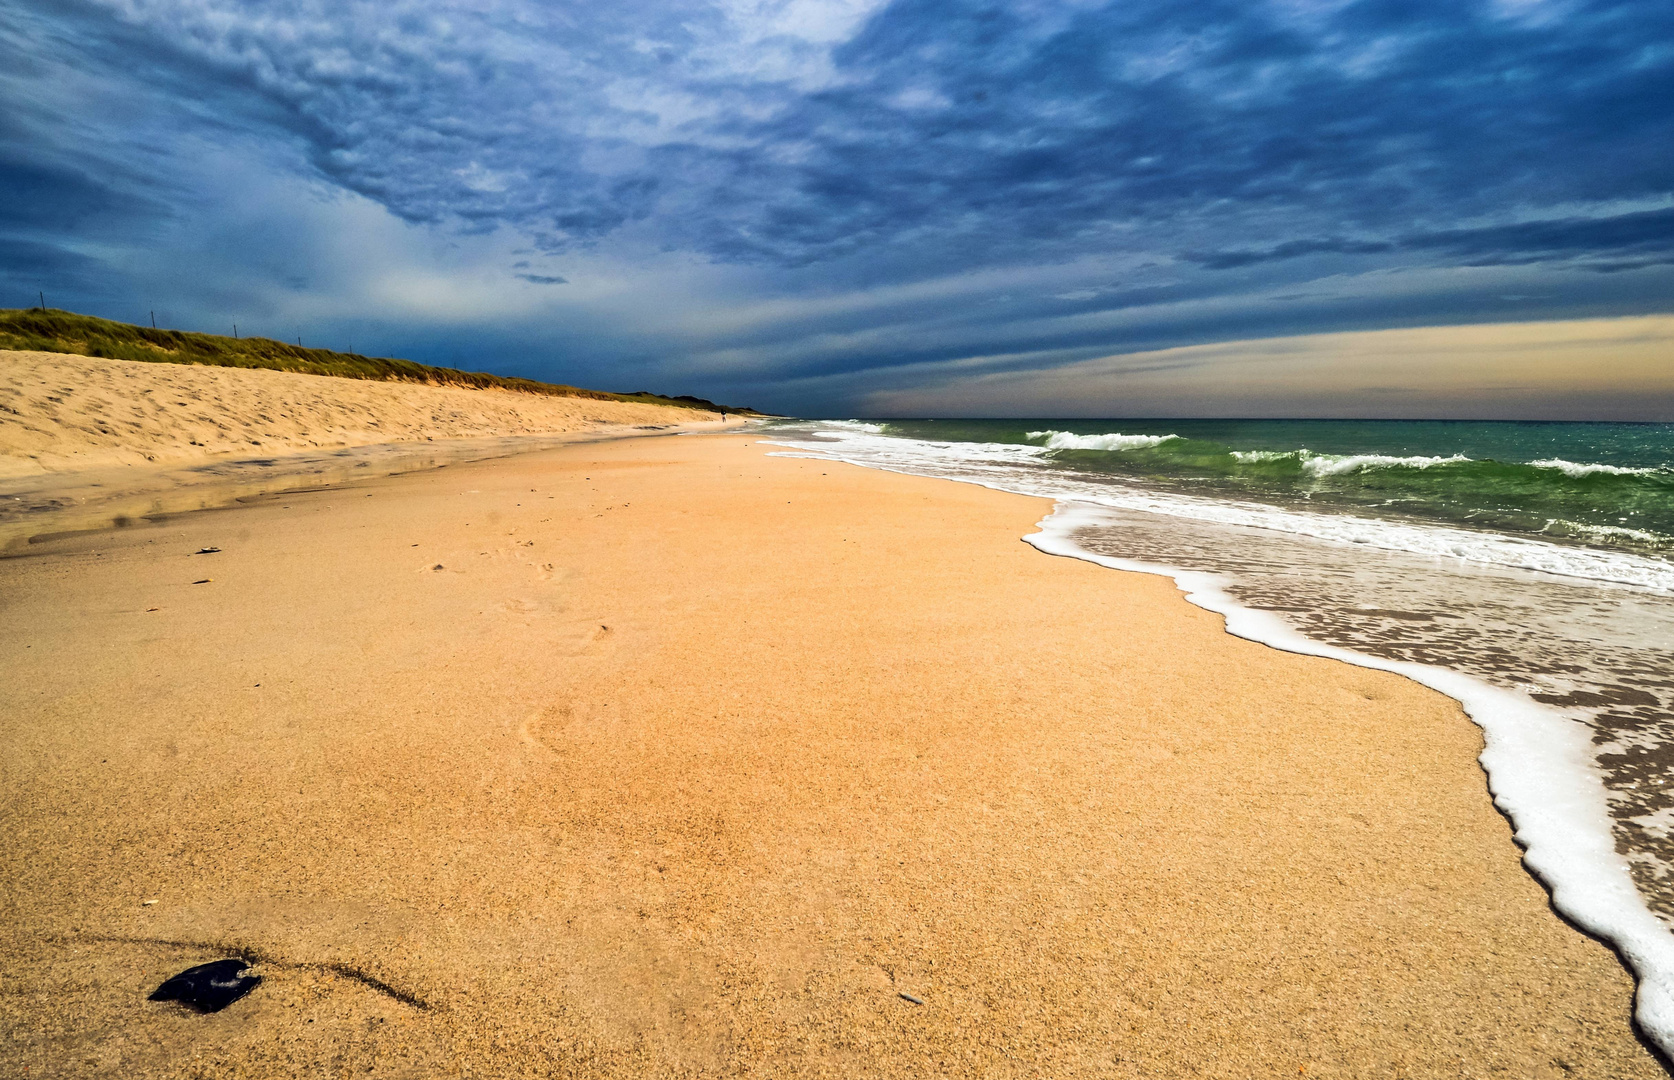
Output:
[
  {"xmin": 1230, "ymin": 448, "xmax": 1473, "ymax": 473},
  {"xmin": 1027, "ymin": 430, "xmax": 1179, "ymax": 451},
  {"xmin": 1550, "ymin": 520, "xmax": 1664, "ymax": 544},
  {"xmin": 1024, "ymin": 502, "xmax": 1674, "ymax": 1062},
  {"xmin": 1299, "ymin": 451, "xmax": 1470, "ymax": 476},
  {"xmin": 1532, "ymin": 458, "xmax": 1663, "ymax": 478},
  {"xmin": 764, "ymin": 425, "xmax": 1674, "ymax": 593}
]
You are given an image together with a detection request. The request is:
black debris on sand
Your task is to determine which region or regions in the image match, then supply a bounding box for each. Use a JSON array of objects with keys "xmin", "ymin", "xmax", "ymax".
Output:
[{"xmin": 148, "ymin": 959, "xmax": 262, "ymax": 1013}]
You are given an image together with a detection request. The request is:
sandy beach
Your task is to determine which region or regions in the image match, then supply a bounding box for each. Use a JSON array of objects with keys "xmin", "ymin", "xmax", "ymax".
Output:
[
  {"xmin": 0, "ymin": 351, "xmax": 744, "ymax": 554},
  {"xmin": 0, "ymin": 417, "xmax": 1663, "ymax": 1076},
  {"xmin": 0, "ymin": 349, "xmax": 739, "ymax": 480}
]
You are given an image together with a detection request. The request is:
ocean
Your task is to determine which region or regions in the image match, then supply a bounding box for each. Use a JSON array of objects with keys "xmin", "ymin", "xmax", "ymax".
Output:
[{"xmin": 763, "ymin": 417, "xmax": 1674, "ymax": 1051}]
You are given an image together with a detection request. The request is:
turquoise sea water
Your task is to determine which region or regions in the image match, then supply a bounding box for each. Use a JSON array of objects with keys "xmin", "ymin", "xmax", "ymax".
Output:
[{"xmin": 879, "ymin": 419, "xmax": 1674, "ymax": 555}]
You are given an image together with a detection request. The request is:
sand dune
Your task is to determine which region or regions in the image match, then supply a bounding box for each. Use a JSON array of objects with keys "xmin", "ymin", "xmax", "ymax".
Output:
[{"xmin": 0, "ymin": 350, "xmax": 729, "ymax": 480}]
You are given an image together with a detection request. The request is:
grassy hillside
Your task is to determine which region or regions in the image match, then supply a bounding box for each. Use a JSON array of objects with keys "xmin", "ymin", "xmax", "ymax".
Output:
[{"xmin": 0, "ymin": 308, "xmax": 750, "ymax": 414}]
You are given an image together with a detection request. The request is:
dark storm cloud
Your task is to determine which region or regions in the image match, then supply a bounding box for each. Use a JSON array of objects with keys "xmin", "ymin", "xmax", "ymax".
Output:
[
  {"xmin": 0, "ymin": 148, "xmax": 171, "ymax": 294},
  {"xmin": 0, "ymin": 236, "xmax": 104, "ymax": 281},
  {"xmin": 21, "ymin": 0, "xmax": 1672, "ymax": 268},
  {"xmin": 673, "ymin": 0, "xmax": 1674, "ymax": 270},
  {"xmin": 3, "ymin": 0, "xmax": 1672, "ymax": 412},
  {"xmin": 0, "ymin": 155, "xmax": 152, "ymax": 234}
]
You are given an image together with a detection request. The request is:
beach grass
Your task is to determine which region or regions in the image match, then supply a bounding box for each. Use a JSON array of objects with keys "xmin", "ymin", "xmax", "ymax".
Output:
[{"xmin": 0, "ymin": 307, "xmax": 750, "ymax": 413}]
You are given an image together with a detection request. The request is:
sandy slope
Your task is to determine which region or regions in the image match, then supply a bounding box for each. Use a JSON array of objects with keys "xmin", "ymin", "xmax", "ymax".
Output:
[
  {"xmin": 0, "ymin": 350, "xmax": 727, "ymax": 479},
  {"xmin": 0, "ymin": 433, "xmax": 1660, "ymax": 1078}
]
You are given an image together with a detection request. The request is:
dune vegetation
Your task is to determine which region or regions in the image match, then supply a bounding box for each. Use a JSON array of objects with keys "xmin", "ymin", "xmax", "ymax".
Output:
[{"xmin": 0, "ymin": 307, "xmax": 749, "ymax": 413}]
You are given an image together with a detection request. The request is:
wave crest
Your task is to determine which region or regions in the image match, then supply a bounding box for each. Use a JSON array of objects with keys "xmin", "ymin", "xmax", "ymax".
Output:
[
  {"xmin": 1532, "ymin": 458, "xmax": 1663, "ymax": 478},
  {"xmin": 1027, "ymin": 430, "xmax": 1179, "ymax": 451},
  {"xmin": 1298, "ymin": 452, "xmax": 1471, "ymax": 477}
]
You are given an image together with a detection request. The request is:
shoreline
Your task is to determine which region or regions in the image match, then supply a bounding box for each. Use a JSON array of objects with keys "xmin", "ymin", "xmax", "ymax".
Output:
[
  {"xmin": 1, "ymin": 432, "xmax": 1664, "ymax": 1076},
  {"xmin": 1025, "ymin": 502, "xmax": 1674, "ymax": 1065},
  {"xmin": 763, "ymin": 421, "xmax": 1674, "ymax": 1064}
]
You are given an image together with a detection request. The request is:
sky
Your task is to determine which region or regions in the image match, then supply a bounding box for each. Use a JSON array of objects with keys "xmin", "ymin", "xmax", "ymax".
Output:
[{"xmin": 3, "ymin": 0, "xmax": 1672, "ymax": 418}]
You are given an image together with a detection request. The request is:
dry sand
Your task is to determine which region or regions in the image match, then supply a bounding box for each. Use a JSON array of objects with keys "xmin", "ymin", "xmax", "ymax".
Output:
[
  {"xmin": 0, "ymin": 432, "xmax": 1665, "ymax": 1078},
  {"xmin": 0, "ymin": 350, "xmax": 733, "ymax": 479},
  {"xmin": 0, "ymin": 350, "xmax": 744, "ymax": 555}
]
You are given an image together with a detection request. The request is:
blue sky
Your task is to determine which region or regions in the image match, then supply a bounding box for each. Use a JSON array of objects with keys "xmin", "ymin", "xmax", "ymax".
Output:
[{"xmin": 3, "ymin": 0, "xmax": 1672, "ymax": 416}]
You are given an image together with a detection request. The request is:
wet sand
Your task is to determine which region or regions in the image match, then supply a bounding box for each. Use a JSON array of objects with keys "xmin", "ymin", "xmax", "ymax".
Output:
[{"xmin": 0, "ymin": 433, "xmax": 1663, "ymax": 1077}]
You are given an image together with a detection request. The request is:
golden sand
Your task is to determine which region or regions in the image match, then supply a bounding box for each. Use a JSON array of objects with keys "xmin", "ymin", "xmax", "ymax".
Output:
[
  {"xmin": 0, "ymin": 350, "xmax": 733, "ymax": 479},
  {"xmin": 0, "ymin": 432, "xmax": 1662, "ymax": 1077}
]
